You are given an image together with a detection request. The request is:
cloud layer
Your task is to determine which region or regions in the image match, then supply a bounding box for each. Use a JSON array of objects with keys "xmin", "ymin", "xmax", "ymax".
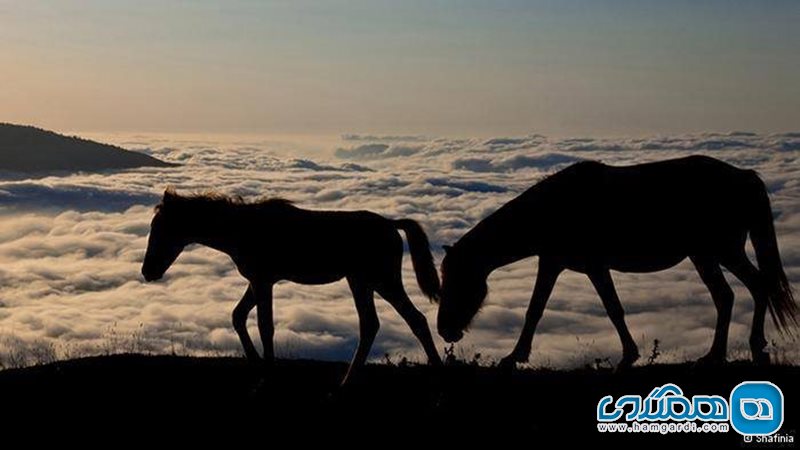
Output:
[{"xmin": 1, "ymin": 131, "xmax": 798, "ymax": 367}]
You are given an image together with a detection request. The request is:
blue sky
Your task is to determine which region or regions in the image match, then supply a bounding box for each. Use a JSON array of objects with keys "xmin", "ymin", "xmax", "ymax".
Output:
[{"xmin": 0, "ymin": 0, "xmax": 798, "ymax": 136}]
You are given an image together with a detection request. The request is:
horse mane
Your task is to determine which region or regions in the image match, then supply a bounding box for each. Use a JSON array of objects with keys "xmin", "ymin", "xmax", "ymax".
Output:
[{"xmin": 155, "ymin": 189, "xmax": 294, "ymax": 213}]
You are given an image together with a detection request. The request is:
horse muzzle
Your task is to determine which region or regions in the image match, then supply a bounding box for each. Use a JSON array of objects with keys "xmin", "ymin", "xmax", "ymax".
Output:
[
  {"xmin": 439, "ymin": 328, "xmax": 464, "ymax": 343},
  {"xmin": 141, "ymin": 268, "xmax": 162, "ymax": 282}
]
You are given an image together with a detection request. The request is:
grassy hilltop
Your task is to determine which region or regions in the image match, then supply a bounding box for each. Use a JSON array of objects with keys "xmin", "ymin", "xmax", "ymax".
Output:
[{"xmin": 0, "ymin": 354, "xmax": 795, "ymax": 443}]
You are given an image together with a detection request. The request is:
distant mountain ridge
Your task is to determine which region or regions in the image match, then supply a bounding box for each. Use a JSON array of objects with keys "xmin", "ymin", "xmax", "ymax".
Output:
[{"xmin": 0, "ymin": 123, "xmax": 175, "ymax": 173}]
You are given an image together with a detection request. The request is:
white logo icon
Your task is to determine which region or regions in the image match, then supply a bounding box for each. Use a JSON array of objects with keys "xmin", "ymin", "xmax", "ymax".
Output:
[{"xmin": 740, "ymin": 399, "xmax": 773, "ymax": 421}]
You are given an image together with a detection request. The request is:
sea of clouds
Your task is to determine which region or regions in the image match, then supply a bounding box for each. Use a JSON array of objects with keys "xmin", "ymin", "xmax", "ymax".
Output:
[{"xmin": 0, "ymin": 131, "xmax": 798, "ymax": 367}]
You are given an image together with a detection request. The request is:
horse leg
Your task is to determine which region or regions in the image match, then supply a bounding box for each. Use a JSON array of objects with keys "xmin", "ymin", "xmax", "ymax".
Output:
[
  {"xmin": 376, "ymin": 278, "xmax": 442, "ymax": 366},
  {"xmin": 499, "ymin": 260, "xmax": 562, "ymax": 369},
  {"xmin": 251, "ymin": 281, "xmax": 275, "ymax": 367},
  {"xmin": 342, "ymin": 277, "xmax": 379, "ymax": 386},
  {"xmin": 691, "ymin": 257, "xmax": 734, "ymax": 364},
  {"xmin": 232, "ymin": 286, "xmax": 259, "ymax": 361},
  {"xmin": 722, "ymin": 251, "xmax": 770, "ymax": 365},
  {"xmin": 587, "ymin": 269, "xmax": 639, "ymax": 369}
]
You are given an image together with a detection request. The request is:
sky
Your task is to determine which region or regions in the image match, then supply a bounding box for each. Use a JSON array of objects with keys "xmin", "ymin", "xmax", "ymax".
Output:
[{"xmin": 1, "ymin": 0, "xmax": 798, "ymax": 137}]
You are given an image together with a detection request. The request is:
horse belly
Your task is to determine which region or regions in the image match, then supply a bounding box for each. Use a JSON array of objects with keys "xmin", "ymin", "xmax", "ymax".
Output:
[
  {"xmin": 552, "ymin": 224, "xmax": 691, "ymax": 273},
  {"xmin": 284, "ymin": 272, "xmax": 345, "ymax": 285},
  {"xmin": 273, "ymin": 238, "xmax": 388, "ymax": 285},
  {"xmin": 559, "ymin": 252, "xmax": 686, "ymax": 274},
  {"xmin": 605, "ymin": 254, "xmax": 687, "ymax": 273}
]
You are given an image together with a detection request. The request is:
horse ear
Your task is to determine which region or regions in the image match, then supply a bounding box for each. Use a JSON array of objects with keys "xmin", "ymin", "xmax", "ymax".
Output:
[
  {"xmin": 163, "ymin": 187, "xmax": 178, "ymax": 203},
  {"xmin": 443, "ymin": 245, "xmax": 452, "ymax": 253}
]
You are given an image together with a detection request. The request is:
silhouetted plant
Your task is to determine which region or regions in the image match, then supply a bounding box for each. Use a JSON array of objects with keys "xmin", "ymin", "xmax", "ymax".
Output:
[
  {"xmin": 441, "ymin": 344, "xmax": 493, "ymax": 367},
  {"xmin": 471, "ymin": 353, "xmax": 482, "ymax": 366},
  {"xmin": 592, "ymin": 357, "xmax": 613, "ymax": 370},
  {"xmin": 126, "ymin": 323, "xmax": 145, "ymax": 354},
  {"xmin": 443, "ymin": 344, "xmax": 457, "ymax": 366},
  {"xmin": 0, "ymin": 335, "xmax": 57, "ymax": 368},
  {"xmin": 100, "ymin": 322, "xmax": 120, "ymax": 356},
  {"xmin": 574, "ymin": 335, "xmax": 602, "ymax": 368},
  {"xmin": 647, "ymin": 339, "xmax": 661, "ymax": 365},
  {"xmin": 274, "ymin": 337, "xmax": 300, "ymax": 359}
]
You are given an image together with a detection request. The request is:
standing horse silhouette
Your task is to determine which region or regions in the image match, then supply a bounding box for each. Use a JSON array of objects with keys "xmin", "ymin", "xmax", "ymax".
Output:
[
  {"xmin": 142, "ymin": 189, "xmax": 442, "ymax": 384},
  {"xmin": 437, "ymin": 155, "xmax": 797, "ymax": 369}
]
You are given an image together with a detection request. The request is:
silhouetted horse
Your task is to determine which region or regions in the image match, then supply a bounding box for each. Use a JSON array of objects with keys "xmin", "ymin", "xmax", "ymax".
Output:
[
  {"xmin": 142, "ymin": 189, "xmax": 442, "ymax": 384},
  {"xmin": 437, "ymin": 155, "xmax": 797, "ymax": 369}
]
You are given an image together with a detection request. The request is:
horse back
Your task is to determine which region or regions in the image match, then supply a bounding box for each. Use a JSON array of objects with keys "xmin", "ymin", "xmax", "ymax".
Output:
[
  {"xmin": 234, "ymin": 208, "xmax": 403, "ymax": 282},
  {"xmin": 542, "ymin": 156, "xmax": 756, "ymax": 258},
  {"xmin": 466, "ymin": 156, "xmax": 762, "ymax": 272}
]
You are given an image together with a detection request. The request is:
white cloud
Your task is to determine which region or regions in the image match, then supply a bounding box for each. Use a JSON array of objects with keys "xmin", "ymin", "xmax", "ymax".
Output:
[{"xmin": 0, "ymin": 132, "xmax": 798, "ymax": 368}]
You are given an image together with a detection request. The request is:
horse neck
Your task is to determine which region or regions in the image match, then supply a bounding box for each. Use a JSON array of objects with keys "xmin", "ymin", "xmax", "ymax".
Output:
[
  {"xmin": 181, "ymin": 206, "xmax": 240, "ymax": 254},
  {"xmin": 462, "ymin": 240, "xmax": 532, "ymax": 278},
  {"xmin": 460, "ymin": 198, "xmax": 540, "ymax": 274}
]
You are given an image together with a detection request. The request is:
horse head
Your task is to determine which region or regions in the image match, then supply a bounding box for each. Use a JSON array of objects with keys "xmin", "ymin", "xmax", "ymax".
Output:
[
  {"xmin": 142, "ymin": 188, "xmax": 188, "ymax": 282},
  {"xmin": 437, "ymin": 244, "xmax": 488, "ymax": 343}
]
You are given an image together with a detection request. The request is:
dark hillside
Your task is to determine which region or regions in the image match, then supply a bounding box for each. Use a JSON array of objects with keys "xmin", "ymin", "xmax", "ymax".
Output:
[
  {"xmin": 0, "ymin": 123, "xmax": 174, "ymax": 173},
  {"xmin": 0, "ymin": 355, "xmax": 795, "ymax": 444}
]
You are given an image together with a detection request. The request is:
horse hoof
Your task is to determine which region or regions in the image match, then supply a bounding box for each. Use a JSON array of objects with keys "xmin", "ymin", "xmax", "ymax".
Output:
[
  {"xmin": 428, "ymin": 355, "xmax": 444, "ymax": 367},
  {"xmin": 615, "ymin": 353, "xmax": 639, "ymax": 372},
  {"xmin": 614, "ymin": 363, "xmax": 633, "ymax": 373},
  {"xmin": 498, "ymin": 357, "xmax": 517, "ymax": 374},
  {"xmin": 753, "ymin": 352, "xmax": 771, "ymax": 366}
]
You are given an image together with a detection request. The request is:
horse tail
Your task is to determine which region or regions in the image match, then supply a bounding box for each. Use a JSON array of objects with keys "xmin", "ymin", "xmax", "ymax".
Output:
[
  {"xmin": 393, "ymin": 219, "xmax": 440, "ymax": 302},
  {"xmin": 747, "ymin": 171, "xmax": 798, "ymax": 333}
]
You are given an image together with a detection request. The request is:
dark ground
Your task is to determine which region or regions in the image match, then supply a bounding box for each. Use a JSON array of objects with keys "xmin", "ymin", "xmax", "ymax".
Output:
[{"xmin": 0, "ymin": 355, "xmax": 796, "ymax": 445}]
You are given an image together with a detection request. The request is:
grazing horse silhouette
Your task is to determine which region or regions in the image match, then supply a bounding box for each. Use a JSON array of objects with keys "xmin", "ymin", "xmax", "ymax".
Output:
[
  {"xmin": 142, "ymin": 189, "xmax": 442, "ymax": 384},
  {"xmin": 437, "ymin": 155, "xmax": 797, "ymax": 369}
]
